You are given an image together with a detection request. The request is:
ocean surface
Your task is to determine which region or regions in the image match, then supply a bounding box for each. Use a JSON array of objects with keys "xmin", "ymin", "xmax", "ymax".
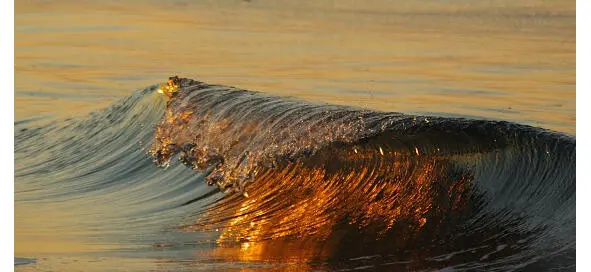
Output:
[{"xmin": 15, "ymin": 0, "xmax": 575, "ymax": 271}]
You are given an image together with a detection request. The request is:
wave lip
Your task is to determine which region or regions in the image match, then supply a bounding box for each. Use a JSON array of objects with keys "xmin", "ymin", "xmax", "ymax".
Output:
[{"xmin": 149, "ymin": 77, "xmax": 400, "ymax": 193}]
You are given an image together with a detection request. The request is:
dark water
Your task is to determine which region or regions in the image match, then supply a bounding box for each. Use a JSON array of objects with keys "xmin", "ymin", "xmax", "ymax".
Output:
[{"xmin": 15, "ymin": 78, "xmax": 575, "ymax": 271}]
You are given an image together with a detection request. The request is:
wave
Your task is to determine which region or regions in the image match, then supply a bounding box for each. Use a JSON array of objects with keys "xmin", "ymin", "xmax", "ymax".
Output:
[{"xmin": 15, "ymin": 77, "xmax": 575, "ymax": 271}]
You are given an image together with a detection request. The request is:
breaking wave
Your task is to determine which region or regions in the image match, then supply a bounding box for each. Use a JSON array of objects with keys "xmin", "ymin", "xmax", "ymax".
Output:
[{"xmin": 15, "ymin": 77, "xmax": 575, "ymax": 271}]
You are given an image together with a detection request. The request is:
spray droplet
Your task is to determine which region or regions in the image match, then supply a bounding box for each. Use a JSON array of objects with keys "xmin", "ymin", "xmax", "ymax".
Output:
[{"xmin": 419, "ymin": 218, "xmax": 427, "ymax": 227}]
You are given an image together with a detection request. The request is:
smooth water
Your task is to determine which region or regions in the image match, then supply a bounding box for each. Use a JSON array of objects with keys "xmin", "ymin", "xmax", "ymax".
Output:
[{"xmin": 15, "ymin": 1, "xmax": 575, "ymax": 271}]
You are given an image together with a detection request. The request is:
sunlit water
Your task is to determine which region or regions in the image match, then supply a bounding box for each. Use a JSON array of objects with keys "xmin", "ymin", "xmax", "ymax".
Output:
[{"xmin": 15, "ymin": 0, "xmax": 575, "ymax": 271}]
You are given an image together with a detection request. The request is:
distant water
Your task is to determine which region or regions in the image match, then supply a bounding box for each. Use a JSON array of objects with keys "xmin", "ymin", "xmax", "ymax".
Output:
[{"xmin": 15, "ymin": 0, "xmax": 575, "ymax": 271}]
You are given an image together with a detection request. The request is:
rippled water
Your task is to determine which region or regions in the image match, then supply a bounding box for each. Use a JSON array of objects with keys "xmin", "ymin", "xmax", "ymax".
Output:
[{"xmin": 15, "ymin": 1, "xmax": 575, "ymax": 271}]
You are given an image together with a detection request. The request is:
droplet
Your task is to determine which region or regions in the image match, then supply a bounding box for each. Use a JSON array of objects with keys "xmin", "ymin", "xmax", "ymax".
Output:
[{"xmin": 419, "ymin": 218, "xmax": 427, "ymax": 227}]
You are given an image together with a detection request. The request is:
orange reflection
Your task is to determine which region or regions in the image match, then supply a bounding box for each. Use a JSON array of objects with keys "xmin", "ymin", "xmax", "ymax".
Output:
[{"xmin": 186, "ymin": 144, "xmax": 474, "ymax": 263}]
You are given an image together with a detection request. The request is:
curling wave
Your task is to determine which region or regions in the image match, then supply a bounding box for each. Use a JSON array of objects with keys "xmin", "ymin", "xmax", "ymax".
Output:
[
  {"xmin": 15, "ymin": 77, "xmax": 575, "ymax": 271},
  {"xmin": 150, "ymin": 77, "xmax": 575, "ymax": 270}
]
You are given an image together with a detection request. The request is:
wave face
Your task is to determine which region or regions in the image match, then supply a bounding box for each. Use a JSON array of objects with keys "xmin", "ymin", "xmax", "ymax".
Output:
[{"xmin": 15, "ymin": 78, "xmax": 575, "ymax": 271}]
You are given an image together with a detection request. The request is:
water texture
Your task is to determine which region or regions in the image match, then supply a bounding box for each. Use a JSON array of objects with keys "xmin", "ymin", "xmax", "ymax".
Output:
[
  {"xmin": 15, "ymin": 78, "xmax": 575, "ymax": 271},
  {"xmin": 15, "ymin": 0, "xmax": 575, "ymax": 271}
]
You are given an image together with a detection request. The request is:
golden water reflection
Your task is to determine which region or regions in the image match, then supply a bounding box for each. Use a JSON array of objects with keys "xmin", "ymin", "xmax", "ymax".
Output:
[
  {"xmin": 15, "ymin": 0, "xmax": 575, "ymax": 133},
  {"xmin": 187, "ymin": 143, "xmax": 474, "ymax": 264},
  {"xmin": 15, "ymin": 0, "xmax": 574, "ymax": 270}
]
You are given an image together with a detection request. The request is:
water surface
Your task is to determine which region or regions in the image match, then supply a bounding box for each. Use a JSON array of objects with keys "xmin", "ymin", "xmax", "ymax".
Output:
[{"xmin": 15, "ymin": 1, "xmax": 575, "ymax": 271}]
